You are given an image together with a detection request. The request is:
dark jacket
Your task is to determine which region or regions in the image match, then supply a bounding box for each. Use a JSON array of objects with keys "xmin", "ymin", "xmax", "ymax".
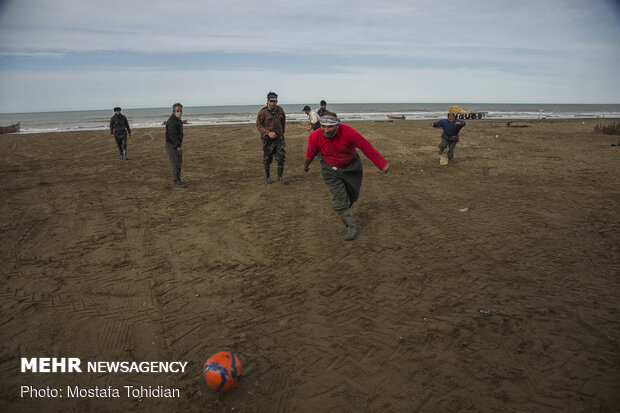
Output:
[
  {"xmin": 432, "ymin": 118, "xmax": 466, "ymax": 142},
  {"xmin": 256, "ymin": 106, "xmax": 286, "ymax": 139},
  {"xmin": 110, "ymin": 114, "xmax": 131, "ymax": 136},
  {"xmin": 165, "ymin": 114, "xmax": 183, "ymax": 147}
]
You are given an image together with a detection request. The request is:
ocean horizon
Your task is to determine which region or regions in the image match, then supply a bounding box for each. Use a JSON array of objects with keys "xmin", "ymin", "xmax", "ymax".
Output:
[{"xmin": 2, "ymin": 103, "xmax": 620, "ymax": 134}]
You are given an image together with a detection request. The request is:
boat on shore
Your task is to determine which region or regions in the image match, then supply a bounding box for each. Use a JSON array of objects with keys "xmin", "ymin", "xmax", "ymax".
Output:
[
  {"xmin": 387, "ymin": 115, "xmax": 405, "ymax": 120},
  {"xmin": 0, "ymin": 122, "xmax": 20, "ymax": 134},
  {"xmin": 448, "ymin": 105, "xmax": 487, "ymax": 119}
]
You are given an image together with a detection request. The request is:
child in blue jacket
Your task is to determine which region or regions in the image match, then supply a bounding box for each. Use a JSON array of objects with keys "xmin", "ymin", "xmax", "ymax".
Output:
[{"xmin": 432, "ymin": 113, "xmax": 466, "ymax": 162}]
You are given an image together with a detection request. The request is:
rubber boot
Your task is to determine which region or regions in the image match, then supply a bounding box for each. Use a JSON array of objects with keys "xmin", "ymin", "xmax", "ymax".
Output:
[
  {"xmin": 277, "ymin": 164, "xmax": 287, "ymax": 184},
  {"xmin": 265, "ymin": 165, "xmax": 272, "ymax": 184},
  {"xmin": 341, "ymin": 210, "xmax": 358, "ymax": 241}
]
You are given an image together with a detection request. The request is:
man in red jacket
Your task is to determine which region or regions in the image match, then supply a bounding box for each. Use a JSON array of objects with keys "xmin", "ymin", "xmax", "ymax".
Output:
[{"xmin": 302, "ymin": 113, "xmax": 390, "ymax": 240}]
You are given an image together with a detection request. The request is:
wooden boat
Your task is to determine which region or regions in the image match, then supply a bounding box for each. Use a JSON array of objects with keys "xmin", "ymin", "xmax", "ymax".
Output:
[
  {"xmin": 448, "ymin": 105, "xmax": 487, "ymax": 119},
  {"xmin": 387, "ymin": 115, "xmax": 405, "ymax": 120},
  {"xmin": 0, "ymin": 122, "xmax": 20, "ymax": 134}
]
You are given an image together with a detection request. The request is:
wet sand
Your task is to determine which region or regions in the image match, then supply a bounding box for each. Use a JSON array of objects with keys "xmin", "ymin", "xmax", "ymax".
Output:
[{"xmin": 1, "ymin": 119, "xmax": 619, "ymax": 412}]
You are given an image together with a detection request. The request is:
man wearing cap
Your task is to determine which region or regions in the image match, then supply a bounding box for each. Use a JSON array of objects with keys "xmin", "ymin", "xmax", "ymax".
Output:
[
  {"xmin": 302, "ymin": 105, "xmax": 320, "ymax": 132},
  {"xmin": 256, "ymin": 91, "xmax": 287, "ymax": 184},
  {"xmin": 316, "ymin": 100, "xmax": 327, "ymax": 117},
  {"xmin": 109, "ymin": 107, "xmax": 131, "ymax": 160},
  {"xmin": 302, "ymin": 113, "xmax": 390, "ymax": 240}
]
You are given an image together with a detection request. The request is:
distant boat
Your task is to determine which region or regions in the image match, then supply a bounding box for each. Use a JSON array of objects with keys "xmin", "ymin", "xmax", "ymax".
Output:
[
  {"xmin": 0, "ymin": 122, "xmax": 20, "ymax": 134},
  {"xmin": 387, "ymin": 115, "xmax": 405, "ymax": 120}
]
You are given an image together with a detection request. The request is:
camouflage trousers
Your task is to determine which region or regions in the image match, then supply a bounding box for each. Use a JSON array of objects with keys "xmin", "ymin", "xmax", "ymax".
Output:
[
  {"xmin": 439, "ymin": 139, "xmax": 457, "ymax": 160},
  {"xmin": 114, "ymin": 133, "xmax": 127, "ymax": 156},
  {"xmin": 261, "ymin": 135, "xmax": 286, "ymax": 166},
  {"xmin": 320, "ymin": 153, "xmax": 363, "ymax": 216}
]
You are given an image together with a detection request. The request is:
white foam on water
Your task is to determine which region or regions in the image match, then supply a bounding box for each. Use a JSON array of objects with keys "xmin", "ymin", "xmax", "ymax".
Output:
[{"xmin": 3, "ymin": 104, "xmax": 619, "ymax": 133}]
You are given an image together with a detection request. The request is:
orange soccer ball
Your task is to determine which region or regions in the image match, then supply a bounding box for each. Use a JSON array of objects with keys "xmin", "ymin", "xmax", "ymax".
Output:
[{"xmin": 203, "ymin": 352, "xmax": 243, "ymax": 392}]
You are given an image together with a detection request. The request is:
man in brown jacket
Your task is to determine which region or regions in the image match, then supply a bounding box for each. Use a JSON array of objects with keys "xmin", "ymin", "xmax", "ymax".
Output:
[{"xmin": 256, "ymin": 91, "xmax": 287, "ymax": 184}]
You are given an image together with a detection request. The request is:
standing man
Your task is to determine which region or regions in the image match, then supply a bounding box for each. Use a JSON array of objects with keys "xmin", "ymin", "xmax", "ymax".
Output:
[
  {"xmin": 302, "ymin": 113, "xmax": 390, "ymax": 240},
  {"xmin": 316, "ymin": 100, "xmax": 327, "ymax": 117},
  {"xmin": 109, "ymin": 107, "xmax": 131, "ymax": 160},
  {"xmin": 256, "ymin": 91, "xmax": 287, "ymax": 184},
  {"xmin": 432, "ymin": 112, "xmax": 466, "ymax": 163},
  {"xmin": 302, "ymin": 105, "xmax": 320, "ymax": 132},
  {"xmin": 165, "ymin": 103, "xmax": 186, "ymax": 188}
]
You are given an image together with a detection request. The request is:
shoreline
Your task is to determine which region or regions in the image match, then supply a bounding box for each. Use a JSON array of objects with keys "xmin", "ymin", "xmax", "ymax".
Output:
[{"xmin": 8, "ymin": 117, "xmax": 619, "ymax": 136}]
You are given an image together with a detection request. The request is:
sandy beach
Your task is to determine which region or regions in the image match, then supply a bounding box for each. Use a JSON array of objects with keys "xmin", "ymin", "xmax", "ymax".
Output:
[{"xmin": 1, "ymin": 119, "xmax": 618, "ymax": 412}]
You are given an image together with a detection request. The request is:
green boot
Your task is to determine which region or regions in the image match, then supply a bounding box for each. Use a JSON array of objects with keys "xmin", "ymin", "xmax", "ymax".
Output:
[
  {"xmin": 277, "ymin": 164, "xmax": 287, "ymax": 184},
  {"xmin": 265, "ymin": 165, "xmax": 272, "ymax": 184},
  {"xmin": 341, "ymin": 210, "xmax": 358, "ymax": 241}
]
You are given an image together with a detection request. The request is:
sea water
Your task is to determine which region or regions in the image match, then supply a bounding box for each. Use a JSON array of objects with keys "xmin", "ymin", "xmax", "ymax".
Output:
[{"xmin": 1, "ymin": 103, "xmax": 619, "ymax": 134}]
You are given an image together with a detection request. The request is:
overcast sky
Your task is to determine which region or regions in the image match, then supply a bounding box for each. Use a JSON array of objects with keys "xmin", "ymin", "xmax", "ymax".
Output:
[{"xmin": 0, "ymin": 0, "xmax": 619, "ymax": 112}]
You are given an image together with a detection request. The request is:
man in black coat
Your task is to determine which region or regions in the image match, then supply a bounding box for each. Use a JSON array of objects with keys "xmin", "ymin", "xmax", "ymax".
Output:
[
  {"xmin": 165, "ymin": 103, "xmax": 186, "ymax": 188},
  {"xmin": 109, "ymin": 107, "xmax": 131, "ymax": 160}
]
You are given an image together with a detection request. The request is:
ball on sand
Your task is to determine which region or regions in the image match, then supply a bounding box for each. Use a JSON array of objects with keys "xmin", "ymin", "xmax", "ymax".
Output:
[{"xmin": 203, "ymin": 352, "xmax": 243, "ymax": 392}]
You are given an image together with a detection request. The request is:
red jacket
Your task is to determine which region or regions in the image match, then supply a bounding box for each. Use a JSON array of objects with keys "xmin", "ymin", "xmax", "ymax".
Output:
[{"xmin": 305, "ymin": 124, "xmax": 387, "ymax": 169}]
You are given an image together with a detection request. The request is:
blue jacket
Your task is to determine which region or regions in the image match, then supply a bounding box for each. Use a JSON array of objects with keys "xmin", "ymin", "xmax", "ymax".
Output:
[{"xmin": 433, "ymin": 118, "xmax": 466, "ymax": 142}]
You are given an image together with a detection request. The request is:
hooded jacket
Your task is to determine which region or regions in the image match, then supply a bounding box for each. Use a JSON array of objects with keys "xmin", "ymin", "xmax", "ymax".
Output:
[{"xmin": 109, "ymin": 114, "xmax": 131, "ymax": 136}]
